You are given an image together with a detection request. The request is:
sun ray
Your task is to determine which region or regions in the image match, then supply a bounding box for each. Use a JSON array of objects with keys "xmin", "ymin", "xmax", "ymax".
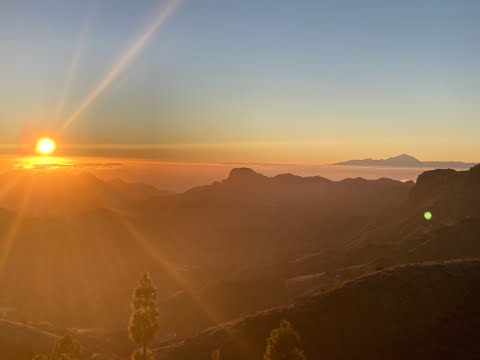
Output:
[
  {"xmin": 110, "ymin": 208, "xmax": 251, "ymax": 357},
  {"xmin": 0, "ymin": 172, "xmax": 22, "ymax": 200},
  {"xmin": 59, "ymin": 199, "xmax": 100, "ymax": 322},
  {"xmin": 54, "ymin": 13, "xmax": 92, "ymax": 123},
  {"xmin": 61, "ymin": 0, "xmax": 182, "ymax": 131},
  {"xmin": 112, "ymin": 211, "xmax": 223, "ymax": 319},
  {"xmin": 0, "ymin": 176, "xmax": 34, "ymax": 278}
]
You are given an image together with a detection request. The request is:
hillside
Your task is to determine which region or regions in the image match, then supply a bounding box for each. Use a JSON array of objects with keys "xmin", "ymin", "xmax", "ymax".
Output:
[
  {"xmin": 1, "ymin": 165, "xmax": 480, "ymax": 358},
  {"xmin": 0, "ymin": 320, "xmax": 57, "ymax": 360},
  {"xmin": 158, "ymin": 260, "xmax": 480, "ymax": 360}
]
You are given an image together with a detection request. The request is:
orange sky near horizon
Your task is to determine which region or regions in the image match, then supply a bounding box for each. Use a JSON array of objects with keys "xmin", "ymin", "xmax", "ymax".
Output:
[
  {"xmin": 1, "ymin": 135, "xmax": 479, "ymax": 166},
  {"xmin": 0, "ymin": 151, "xmax": 458, "ymax": 193},
  {"xmin": 2, "ymin": 1, "xmax": 479, "ymax": 166}
]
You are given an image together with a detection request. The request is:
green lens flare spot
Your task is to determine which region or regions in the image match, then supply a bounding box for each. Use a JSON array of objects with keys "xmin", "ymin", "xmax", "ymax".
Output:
[{"xmin": 424, "ymin": 211, "xmax": 432, "ymax": 221}]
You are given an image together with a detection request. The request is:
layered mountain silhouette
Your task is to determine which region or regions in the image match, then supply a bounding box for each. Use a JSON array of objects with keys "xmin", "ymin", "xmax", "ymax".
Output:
[
  {"xmin": 0, "ymin": 171, "xmax": 172, "ymax": 215},
  {"xmin": 1, "ymin": 165, "xmax": 480, "ymax": 359},
  {"xmin": 0, "ymin": 168, "xmax": 412, "ymax": 329},
  {"xmin": 334, "ymin": 154, "xmax": 477, "ymax": 168}
]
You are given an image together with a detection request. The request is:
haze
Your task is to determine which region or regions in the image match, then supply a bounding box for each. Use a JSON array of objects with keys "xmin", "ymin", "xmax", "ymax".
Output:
[{"xmin": 1, "ymin": 1, "xmax": 480, "ymax": 360}]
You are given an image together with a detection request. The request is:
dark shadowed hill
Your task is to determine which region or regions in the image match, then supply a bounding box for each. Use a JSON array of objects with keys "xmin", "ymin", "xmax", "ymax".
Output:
[
  {"xmin": 157, "ymin": 260, "xmax": 480, "ymax": 360},
  {"xmin": 324, "ymin": 165, "xmax": 480, "ymax": 262},
  {"xmin": 409, "ymin": 164, "xmax": 480, "ymax": 220},
  {"xmin": 140, "ymin": 167, "xmax": 413, "ymax": 266},
  {"xmin": 274, "ymin": 165, "xmax": 480, "ymax": 305},
  {"xmin": 0, "ymin": 319, "xmax": 131, "ymax": 360},
  {"xmin": 0, "ymin": 320, "xmax": 57, "ymax": 360}
]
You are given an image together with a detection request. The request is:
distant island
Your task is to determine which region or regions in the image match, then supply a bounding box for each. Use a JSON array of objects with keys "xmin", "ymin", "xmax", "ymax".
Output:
[{"xmin": 334, "ymin": 154, "xmax": 477, "ymax": 169}]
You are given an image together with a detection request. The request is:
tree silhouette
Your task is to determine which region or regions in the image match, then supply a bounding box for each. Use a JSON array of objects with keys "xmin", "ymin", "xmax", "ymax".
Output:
[
  {"xmin": 264, "ymin": 320, "xmax": 306, "ymax": 360},
  {"xmin": 131, "ymin": 348, "xmax": 154, "ymax": 360},
  {"xmin": 32, "ymin": 334, "xmax": 80, "ymax": 360},
  {"xmin": 128, "ymin": 273, "xmax": 160, "ymax": 360},
  {"xmin": 212, "ymin": 348, "xmax": 222, "ymax": 360}
]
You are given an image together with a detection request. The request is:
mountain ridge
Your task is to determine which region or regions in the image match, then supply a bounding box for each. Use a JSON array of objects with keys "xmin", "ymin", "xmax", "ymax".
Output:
[
  {"xmin": 0, "ymin": 170, "xmax": 172, "ymax": 215},
  {"xmin": 334, "ymin": 154, "xmax": 478, "ymax": 168}
]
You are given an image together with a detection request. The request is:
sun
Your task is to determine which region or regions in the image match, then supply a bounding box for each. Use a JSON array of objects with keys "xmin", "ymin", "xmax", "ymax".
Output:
[{"xmin": 36, "ymin": 137, "xmax": 57, "ymax": 156}]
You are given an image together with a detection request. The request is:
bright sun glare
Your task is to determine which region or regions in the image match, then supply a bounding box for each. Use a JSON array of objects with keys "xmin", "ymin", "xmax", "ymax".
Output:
[{"xmin": 36, "ymin": 137, "xmax": 57, "ymax": 156}]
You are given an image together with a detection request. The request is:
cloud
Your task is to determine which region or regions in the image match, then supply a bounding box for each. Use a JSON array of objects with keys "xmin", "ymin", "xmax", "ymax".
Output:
[{"xmin": 20, "ymin": 162, "xmax": 123, "ymax": 170}]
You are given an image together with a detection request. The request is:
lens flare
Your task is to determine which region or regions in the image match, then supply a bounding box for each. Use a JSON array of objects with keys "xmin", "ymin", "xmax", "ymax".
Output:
[
  {"xmin": 424, "ymin": 211, "xmax": 432, "ymax": 221},
  {"xmin": 61, "ymin": 0, "xmax": 181, "ymax": 131},
  {"xmin": 36, "ymin": 137, "xmax": 57, "ymax": 156},
  {"xmin": 55, "ymin": 14, "xmax": 91, "ymax": 122}
]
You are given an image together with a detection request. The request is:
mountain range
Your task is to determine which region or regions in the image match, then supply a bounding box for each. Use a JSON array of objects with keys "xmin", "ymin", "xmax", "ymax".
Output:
[
  {"xmin": 334, "ymin": 154, "xmax": 478, "ymax": 168},
  {"xmin": 1, "ymin": 164, "xmax": 480, "ymax": 359}
]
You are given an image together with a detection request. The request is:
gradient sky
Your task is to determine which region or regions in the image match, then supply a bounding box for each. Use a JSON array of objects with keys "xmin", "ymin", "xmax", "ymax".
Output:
[{"xmin": 0, "ymin": 0, "xmax": 479, "ymax": 163}]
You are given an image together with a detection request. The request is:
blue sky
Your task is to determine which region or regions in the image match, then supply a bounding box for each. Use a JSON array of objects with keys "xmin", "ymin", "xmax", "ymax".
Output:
[{"xmin": 0, "ymin": 0, "xmax": 479, "ymax": 162}]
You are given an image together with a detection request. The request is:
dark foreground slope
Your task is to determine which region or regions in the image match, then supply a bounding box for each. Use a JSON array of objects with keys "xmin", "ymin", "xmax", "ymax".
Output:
[
  {"xmin": 0, "ymin": 320, "xmax": 129, "ymax": 360},
  {"xmin": 0, "ymin": 321, "xmax": 57, "ymax": 360},
  {"xmin": 158, "ymin": 260, "xmax": 480, "ymax": 360}
]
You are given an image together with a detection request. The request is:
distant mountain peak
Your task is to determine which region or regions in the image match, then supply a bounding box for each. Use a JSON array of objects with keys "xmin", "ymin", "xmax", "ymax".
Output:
[
  {"xmin": 227, "ymin": 167, "xmax": 265, "ymax": 181},
  {"xmin": 229, "ymin": 167, "xmax": 258, "ymax": 176},
  {"xmin": 334, "ymin": 154, "xmax": 477, "ymax": 169},
  {"xmin": 387, "ymin": 154, "xmax": 419, "ymax": 162}
]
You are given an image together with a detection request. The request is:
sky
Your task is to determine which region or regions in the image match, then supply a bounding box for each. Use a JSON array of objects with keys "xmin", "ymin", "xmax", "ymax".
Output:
[{"xmin": 0, "ymin": 0, "xmax": 479, "ymax": 164}]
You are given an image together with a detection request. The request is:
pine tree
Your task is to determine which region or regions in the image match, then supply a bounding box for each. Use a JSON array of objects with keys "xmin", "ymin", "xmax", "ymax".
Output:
[
  {"xmin": 32, "ymin": 356, "xmax": 48, "ymax": 360},
  {"xmin": 212, "ymin": 348, "xmax": 222, "ymax": 360},
  {"xmin": 51, "ymin": 335, "xmax": 81, "ymax": 360},
  {"xmin": 128, "ymin": 273, "xmax": 160, "ymax": 360},
  {"xmin": 263, "ymin": 320, "xmax": 306, "ymax": 360},
  {"xmin": 131, "ymin": 348, "xmax": 154, "ymax": 360},
  {"xmin": 32, "ymin": 334, "xmax": 80, "ymax": 360}
]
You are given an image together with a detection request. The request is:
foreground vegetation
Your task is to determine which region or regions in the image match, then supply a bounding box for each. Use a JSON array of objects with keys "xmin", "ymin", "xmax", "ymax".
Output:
[{"xmin": 32, "ymin": 274, "xmax": 306, "ymax": 360}]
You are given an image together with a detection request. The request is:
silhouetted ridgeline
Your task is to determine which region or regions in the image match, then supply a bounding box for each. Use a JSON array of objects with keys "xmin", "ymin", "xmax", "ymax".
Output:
[{"xmin": 0, "ymin": 168, "xmax": 412, "ymax": 329}]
